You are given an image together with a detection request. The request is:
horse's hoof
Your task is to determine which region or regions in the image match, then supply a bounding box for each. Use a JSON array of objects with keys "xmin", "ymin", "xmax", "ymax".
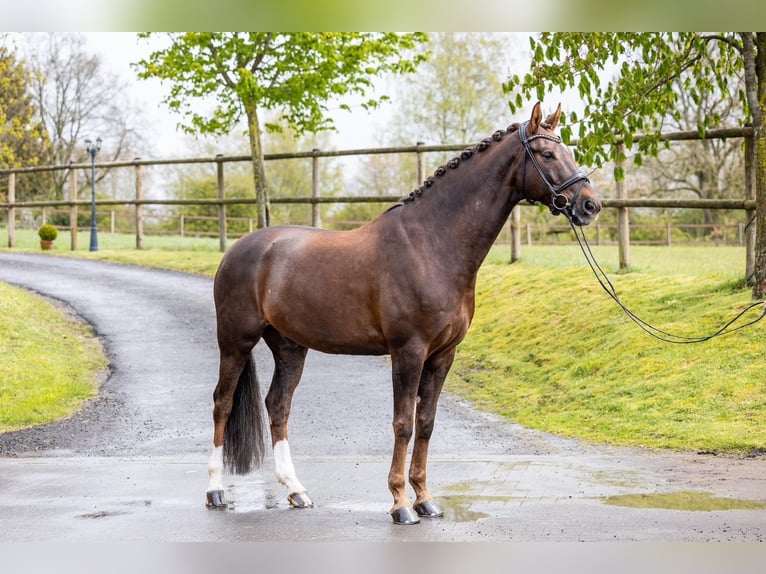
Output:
[
  {"xmin": 391, "ymin": 506, "xmax": 420, "ymax": 525},
  {"xmin": 288, "ymin": 491, "xmax": 314, "ymax": 508},
  {"xmin": 206, "ymin": 489, "xmax": 227, "ymax": 508},
  {"xmin": 414, "ymin": 500, "xmax": 444, "ymax": 518}
]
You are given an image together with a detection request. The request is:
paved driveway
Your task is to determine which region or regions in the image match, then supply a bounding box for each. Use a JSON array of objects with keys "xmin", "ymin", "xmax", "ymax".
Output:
[{"xmin": 1, "ymin": 253, "xmax": 765, "ymax": 542}]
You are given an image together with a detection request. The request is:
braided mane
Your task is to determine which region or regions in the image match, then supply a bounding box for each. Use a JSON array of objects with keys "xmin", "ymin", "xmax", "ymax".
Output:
[{"xmin": 402, "ymin": 123, "xmax": 521, "ymax": 204}]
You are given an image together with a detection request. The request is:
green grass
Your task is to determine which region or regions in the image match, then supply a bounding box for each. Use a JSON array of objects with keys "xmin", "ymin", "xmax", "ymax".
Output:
[
  {"xmin": 1, "ymin": 229, "xmax": 224, "ymax": 276},
  {"xmin": 2, "ymin": 228, "xmax": 765, "ymax": 454},
  {"xmin": 0, "ymin": 282, "xmax": 109, "ymax": 432},
  {"xmin": 451, "ymin": 244, "xmax": 765, "ymax": 454}
]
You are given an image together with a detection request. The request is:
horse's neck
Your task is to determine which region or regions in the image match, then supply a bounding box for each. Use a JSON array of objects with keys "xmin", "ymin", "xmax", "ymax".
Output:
[{"xmin": 400, "ymin": 140, "xmax": 521, "ymax": 275}]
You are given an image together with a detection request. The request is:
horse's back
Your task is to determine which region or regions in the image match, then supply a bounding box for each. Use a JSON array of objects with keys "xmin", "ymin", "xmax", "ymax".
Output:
[{"xmin": 214, "ymin": 224, "xmax": 390, "ymax": 354}]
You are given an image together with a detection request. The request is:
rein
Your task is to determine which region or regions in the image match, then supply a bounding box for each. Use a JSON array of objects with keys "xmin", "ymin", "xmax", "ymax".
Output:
[
  {"xmin": 568, "ymin": 219, "xmax": 766, "ymax": 343},
  {"xmin": 519, "ymin": 120, "xmax": 590, "ymax": 218},
  {"xmin": 518, "ymin": 121, "xmax": 765, "ymax": 342}
]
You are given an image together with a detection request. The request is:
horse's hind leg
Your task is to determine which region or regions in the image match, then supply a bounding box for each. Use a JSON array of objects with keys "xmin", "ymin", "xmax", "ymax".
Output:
[
  {"xmin": 408, "ymin": 347, "xmax": 456, "ymax": 519},
  {"xmin": 206, "ymin": 346, "xmax": 256, "ymax": 507},
  {"xmin": 262, "ymin": 327, "xmax": 312, "ymax": 508},
  {"xmin": 206, "ymin": 305, "xmax": 266, "ymax": 508}
]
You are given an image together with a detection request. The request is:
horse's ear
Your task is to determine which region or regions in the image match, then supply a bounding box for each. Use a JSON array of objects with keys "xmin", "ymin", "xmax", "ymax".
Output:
[
  {"xmin": 527, "ymin": 102, "xmax": 543, "ymax": 136},
  {"xmin": 545, "ymin": 103, "xmax": 562, "ymax": 131}
]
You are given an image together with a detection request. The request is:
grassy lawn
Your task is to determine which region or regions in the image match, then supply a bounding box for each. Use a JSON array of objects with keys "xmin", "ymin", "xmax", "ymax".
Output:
[
  {"xmin": 0, "ymin": 282, "xmax": 108, "ymax": 432},
  {"xmin": 1, "ymin": 229, "xmax": 224, "ymax": 276},
  {"xmin": 2, "ymin": 228, "xmax": 764, "ymax": 454},
  {"xmin": 454, "ymin": 243, "xmax": 765, "ymax": 454}
]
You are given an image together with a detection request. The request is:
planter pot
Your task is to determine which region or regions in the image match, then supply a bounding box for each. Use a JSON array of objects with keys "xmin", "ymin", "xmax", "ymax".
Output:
[{"xmin": 40, "ymin": 240, "xmax": 54, "ymax": 250}]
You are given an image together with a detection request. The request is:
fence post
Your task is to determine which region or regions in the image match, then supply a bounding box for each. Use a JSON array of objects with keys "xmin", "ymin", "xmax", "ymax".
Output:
[
  {"xmin": 312, "ymin": 148, "xmax": 321, "ymax": 228},
  {"xmin": 510, "ymin": 205, "xmax": 522, "ymax": 262},
  {"xmin": 217, "ymin": 154, "xmax": 227, "ymax": 252},
  {"xmin": 616, "ymin": 144, "xmax": 631, "ymax": 269},
  {"xmin": 7, "ymin": 172, "xmax": 15, "ymax": 248},
  {"xmin": 744, "ymin": 131, "xmax": 756, "ymax": 284},
  {"xmin": 135, "ymin": 159, "xmax": 144, "ymax": 250},
  {"xmin": 666, "ymin": 221, "xmax": 672, "ymax": 247},
  {"xmin": 69, "ymin": 166, "xmax": 78, "ymax": 250},
  {"xmin": 416, "ymin": 141, "xmax": 426, "ymax": 186},
  {"xmin": 180, "ymin": 214, "xmax": 185, "ymax": 237}
]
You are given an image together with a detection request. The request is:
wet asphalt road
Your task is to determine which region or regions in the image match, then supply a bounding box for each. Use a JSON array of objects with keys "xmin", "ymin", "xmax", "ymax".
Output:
[{"xmin": 1, "ymin": 252, "xmax": 765, "ymax": 542}]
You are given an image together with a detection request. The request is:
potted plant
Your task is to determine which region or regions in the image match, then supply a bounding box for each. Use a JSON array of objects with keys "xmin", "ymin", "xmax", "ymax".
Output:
[{"xmin": 38, "ymin": 224, "xmax": 58, "ymax": 250}]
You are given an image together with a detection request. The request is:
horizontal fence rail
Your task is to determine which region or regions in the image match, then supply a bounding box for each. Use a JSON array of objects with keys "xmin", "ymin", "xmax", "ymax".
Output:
[{"xmin": 1, "ymin": 125, "xmax": 758, "ymax": 281}]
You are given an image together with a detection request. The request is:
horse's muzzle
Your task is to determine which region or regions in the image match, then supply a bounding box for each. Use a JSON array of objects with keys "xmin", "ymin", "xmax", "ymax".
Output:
[{"xmin": 571, "ymin": 196, "xmax": 601, "ymax": 226}]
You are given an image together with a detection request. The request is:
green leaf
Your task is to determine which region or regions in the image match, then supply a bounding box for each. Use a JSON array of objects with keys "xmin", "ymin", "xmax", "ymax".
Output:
[{"xmin": 560, "ymin": 125, "xmax": 572, "ymax": 144}]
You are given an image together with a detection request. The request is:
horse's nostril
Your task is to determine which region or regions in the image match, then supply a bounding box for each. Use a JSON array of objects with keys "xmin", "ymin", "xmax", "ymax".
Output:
[{"xmin": 583, "ymin": 199, "xmax": 598, "ymax": 215}]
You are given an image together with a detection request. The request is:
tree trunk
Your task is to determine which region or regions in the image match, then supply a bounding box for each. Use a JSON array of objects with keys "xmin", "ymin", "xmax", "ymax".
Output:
[
  {"xmin": 752, "ymin": 36, "xmax": 766, "ymax": 298},
  {"xmin": 245, "ymin": 104, "xmax": 269, "ymax": 229},
  {"xmin": 743, "ymin": 33, "xmax": 766, "ymax": 298},
  {"xmin": 754, "ymin": 121, "xmax": 766, "ymax": 298}
]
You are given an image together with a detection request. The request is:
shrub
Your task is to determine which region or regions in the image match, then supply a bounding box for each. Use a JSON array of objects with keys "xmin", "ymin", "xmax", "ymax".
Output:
[{"xmin": 38, "ymin": 224, "xmax": 58, "ymax": 241}]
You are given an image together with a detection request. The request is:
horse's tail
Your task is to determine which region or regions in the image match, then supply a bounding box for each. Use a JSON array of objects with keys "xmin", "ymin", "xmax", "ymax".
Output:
[{"xmin": 223, "ymin": 353, "xmax": 267, "ymax": 475}]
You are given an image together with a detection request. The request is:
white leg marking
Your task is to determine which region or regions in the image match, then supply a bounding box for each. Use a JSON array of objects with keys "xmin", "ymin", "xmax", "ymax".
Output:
[
  {"xmin": 207, "ymin": 445, "xmax": 225, "ymax": 492},
  {"xmin": 274, "ymin": 439, "xmax": 307, "ymax": 495}
]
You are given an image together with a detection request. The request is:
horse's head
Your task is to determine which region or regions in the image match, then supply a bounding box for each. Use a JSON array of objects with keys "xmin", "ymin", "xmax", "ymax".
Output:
[{"xmin": 516, "ymin": 102, "xmax": 601, "ymax": 226}]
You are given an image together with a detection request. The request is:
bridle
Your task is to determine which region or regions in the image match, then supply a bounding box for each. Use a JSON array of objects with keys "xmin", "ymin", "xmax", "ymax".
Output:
[{"xmin": 519, "ymin": 120, "xmax": 591, "ymax": 220}]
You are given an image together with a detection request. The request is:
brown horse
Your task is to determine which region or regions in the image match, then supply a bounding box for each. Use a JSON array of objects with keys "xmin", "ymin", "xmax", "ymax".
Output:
[{"xmin": 205, "ymin": 102, "xmax": 601, "ymax": 524}]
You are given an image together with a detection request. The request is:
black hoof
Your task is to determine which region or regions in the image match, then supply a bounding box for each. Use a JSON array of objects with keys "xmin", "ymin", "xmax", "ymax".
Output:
[
  {"xmin": 414, "ymin": 500, "xmax": 444, "ymax": 518},
  {"xmin": 288, "ymin": 491, "xmax": 314, "ymax": 508},
  {"xmin": 391, "ymin": 506, "xmax": 420, "ymax": 525},
  {"xmin": 206, "ymin": 489, "xmax": 227, "ymax": 508}
]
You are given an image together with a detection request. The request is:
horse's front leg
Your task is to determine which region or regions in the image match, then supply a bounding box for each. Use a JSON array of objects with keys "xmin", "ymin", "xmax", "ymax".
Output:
[
  {"xmin": 388, "ymin": 347, "xmax": 426, "ymax": 525},
  {"xmin": 409, "ymin": 347, "xmax": 456, "ymax": 519}
]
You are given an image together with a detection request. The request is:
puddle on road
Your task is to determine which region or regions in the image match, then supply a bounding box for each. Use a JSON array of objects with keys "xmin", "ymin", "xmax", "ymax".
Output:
[
  {"xmin": 439, "ymin": 482, "xmax": 519, "ymax": 522},
  {"xmin": 603, "ymin": 491, "xmax": 766, "ymax": 511},
  {"xmin": 439, "ymin": 496, "xmax": 491, "ymax": 522}
]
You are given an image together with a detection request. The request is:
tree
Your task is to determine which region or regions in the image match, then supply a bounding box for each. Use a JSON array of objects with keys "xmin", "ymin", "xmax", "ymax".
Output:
[
  {"xmin": 168, "ymin": 170, "xmax": 259, "ymax": 236},
  {"xmin": 25, "ymin": 33, "xmax": 145, "ymax": 201},
  {"xmin": 335, "ymin": 152, "xmax": 415, "ymax": 229},
  {"xmin": 647, "ymin": 73, "xmax": 745, "ymax": 229},
  {"xmin": 259, "ymin": 117, "xmax": 344, "ymax": 227},
  {"xmin": 134, "ymin": 32, "xmax": 428, "ymax": 229},
  {"xmin": 390, "ymin": 32, "xmax": 521, "ymax": 146},
  {"xmin": 505, "ymin": 33, "xmax": 766, "ymax": 298},
  {"xmin": 341, "ymin": 33, "xmax": 521, "ymax": 228},
  {"xmin": 0, "ymin": 43, "xmax": 47, "ymax": 199}
]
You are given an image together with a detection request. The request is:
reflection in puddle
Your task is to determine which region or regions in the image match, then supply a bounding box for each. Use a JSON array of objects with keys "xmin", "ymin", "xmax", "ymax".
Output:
[
  {"xmin": 224, "ymin": 479, "xmax": 271, "ymax": 513},
  {"xmin": 603, "ymin": 491, "xmax": 766, "ymax": 511},
  {"xmin": 439, "ymin": 496, "xmax": 491, "ymax": 522}
]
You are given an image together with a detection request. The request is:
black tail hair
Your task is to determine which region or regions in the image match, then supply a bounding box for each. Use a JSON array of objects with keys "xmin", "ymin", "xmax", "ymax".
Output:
[{"xmin": 223, "ymin": 353, "xmax": 267, "ymax": 474}]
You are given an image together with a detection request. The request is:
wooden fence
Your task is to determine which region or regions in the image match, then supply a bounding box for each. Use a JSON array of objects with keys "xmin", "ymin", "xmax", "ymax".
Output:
[{"xmin": 0, "ymin": 126, "xmax": 758, "ymax": 278}]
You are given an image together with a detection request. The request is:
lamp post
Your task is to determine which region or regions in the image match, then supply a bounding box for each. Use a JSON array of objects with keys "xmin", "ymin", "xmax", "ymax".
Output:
[{"xmin": 85, "ymin": 137, "xmax": 102, "ymax": 252}]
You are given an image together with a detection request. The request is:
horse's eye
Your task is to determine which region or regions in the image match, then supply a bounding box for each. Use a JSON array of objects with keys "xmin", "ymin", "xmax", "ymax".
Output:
[{"xmin": 542, "ymin": 151, "xmax": 555, "ymax": 160}]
